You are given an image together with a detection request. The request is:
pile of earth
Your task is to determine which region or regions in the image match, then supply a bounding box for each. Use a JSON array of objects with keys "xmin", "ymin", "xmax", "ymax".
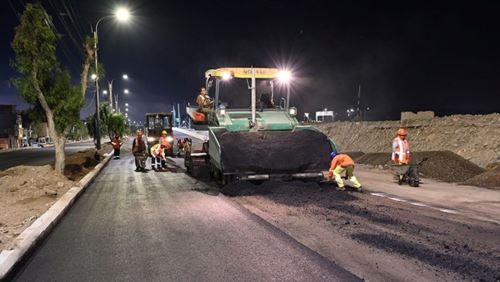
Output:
[
  {"xmin": 216, "ymin": 130, "xmax": 332, "ymax": 173},
  {"xmin": 352, "ymin": 151, "xmax": 485, "ymax": 183},
  {"xmin": 64, "ymin": 143, "xmax": 112, "ymax": 181},
  {"xmin": 0, "ymin": 165, "xmax": 75, "ymax": 250},
  {"xmin": 463, "ymin": 162, "xmax": 500, "ymax": 189}
]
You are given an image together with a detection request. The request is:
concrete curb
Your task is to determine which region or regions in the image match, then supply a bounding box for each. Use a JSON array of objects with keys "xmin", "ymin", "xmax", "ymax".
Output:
[{"xmin": 0, "ymin": 150, "xmax": 114, "ymax": 280}]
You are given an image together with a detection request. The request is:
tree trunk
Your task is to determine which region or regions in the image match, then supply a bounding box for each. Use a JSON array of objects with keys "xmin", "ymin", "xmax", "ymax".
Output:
[
  {"xmin": 80, "ymin": 38, "xmax": 94, "ymax": 99},
  {"xmin": 53, "ymin": 135, "xmax": 66, "ymax": 174},
  {"xmin": 32, "ymin": 70, "xmax": 66, "ymax": 175}
]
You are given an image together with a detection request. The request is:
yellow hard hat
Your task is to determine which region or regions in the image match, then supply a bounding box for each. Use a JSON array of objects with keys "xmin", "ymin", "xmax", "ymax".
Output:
[{"xmin": 161, "ymin": 130, "xmax": 167, "ymax": 135}]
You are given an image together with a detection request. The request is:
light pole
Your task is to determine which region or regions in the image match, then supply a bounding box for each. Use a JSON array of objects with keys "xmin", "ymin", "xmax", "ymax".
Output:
[{"xmin": 92, "ymin": 7, "xmax": 131, "ymax": 150}]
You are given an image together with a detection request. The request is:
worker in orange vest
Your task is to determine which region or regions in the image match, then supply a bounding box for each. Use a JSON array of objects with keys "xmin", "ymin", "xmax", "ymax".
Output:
[
  {"xmin": 392, "ymin": 128, "xmax": 410, "ymax": 164},
  {"xmin": 159, "ymin": 130, "xmax": 172, "ymax": 168},
  {"xmin": 328, "ymin": 152, "xmax": 362, "ymax": 191},
  {"xmin": 111, "ymin": 136, "xmax": 122, "ymax": 160}
]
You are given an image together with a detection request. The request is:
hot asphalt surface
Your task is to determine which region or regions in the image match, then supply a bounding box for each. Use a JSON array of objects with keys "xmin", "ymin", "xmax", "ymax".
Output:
[
  {"xmin": 0, "ymin": 141, "xmax": 96, "ymax": 171},
  {"xmin": 11, "ymin": 153, "xmax": 358, "ymax": 281}
]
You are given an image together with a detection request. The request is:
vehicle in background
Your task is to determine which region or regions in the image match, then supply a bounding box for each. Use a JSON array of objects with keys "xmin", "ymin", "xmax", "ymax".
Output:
[{"xmin": 145, "ymin": 112, "xmax": 175, "ymax": 156}]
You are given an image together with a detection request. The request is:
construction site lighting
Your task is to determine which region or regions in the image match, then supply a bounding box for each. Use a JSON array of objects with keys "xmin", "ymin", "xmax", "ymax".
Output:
[
  {"xmin": 278, "ymin": 70, "xmax": 292, "ymax": 83},
  {"xmin": 289, "ymin": 107, "xmax": 297, "ymax": 117},
  {"xmin": 221, "ymin": 72, "xmax": 232, "ymax": 81},
  {"xmin": 115, "ymin": 7, "xmax": 131, "ymax": 22}
]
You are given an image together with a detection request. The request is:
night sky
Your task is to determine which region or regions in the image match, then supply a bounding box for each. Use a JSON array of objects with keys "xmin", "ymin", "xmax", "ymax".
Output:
[{"xmin": 1, "ymin": 0, "xmax": 499, "ymax": 122}]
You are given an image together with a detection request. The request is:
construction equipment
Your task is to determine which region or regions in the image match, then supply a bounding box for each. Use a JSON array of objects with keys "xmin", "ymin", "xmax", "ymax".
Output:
[
  {"xmin": 185, "ymin": 67, "xmax": 337, "ymax": 184},
  {"xmin": 391, "ymin": 158, "xmax": 427, "ymax": 187},
  {"xmin": 145, "ymin": 112, "xmax": 175, "ymax": 156}
]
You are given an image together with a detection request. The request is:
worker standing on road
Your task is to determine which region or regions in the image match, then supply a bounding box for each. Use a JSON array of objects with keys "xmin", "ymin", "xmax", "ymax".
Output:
[
  {"xmin": 111, "ymin": 136, "xmax": 122, "ymax": 160},
  {"xmin": 150, "ymin": 143, "xmax": 167, "ymax": 171},
  {"xmin": 327, "ymin": 152, "xmax": 363, "ymax": 191},
  {"xmin": 196, "ymin": 87, "xmax": 214, "ymax": 122},
  {"xmin": 159, "ymin": 130, "xmax": 172, "ymax": 169},
  {"xmin": 392, "ymin": 128, "xmax": 410, "ymax": 164},
  {"xmin": 132, "ymin": 130, "xmax": 148, "ymax": 172}
]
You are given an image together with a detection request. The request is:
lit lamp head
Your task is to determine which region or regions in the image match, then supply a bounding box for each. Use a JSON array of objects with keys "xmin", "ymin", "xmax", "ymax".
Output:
[
  {"xmin": 122, "ymin": 74, "xmax": 129, "ymax": 80},
  {"xmin": 124, "ymin": 89, "xmax": 129, "ymax": 94},
  {"xmin": 91, "ymin": 74, "xmax": 97, "ymax": 80},
  {"xmin": 221, "ymin": 72, "xmax": 232, "ymax": 81},
  {"xmin": 115, "ymin": 7, "xmax": 131, "ymax": 22},
  {"xmin": 278, "ymin": 70, "xmax": 292, "ymax": 84}
]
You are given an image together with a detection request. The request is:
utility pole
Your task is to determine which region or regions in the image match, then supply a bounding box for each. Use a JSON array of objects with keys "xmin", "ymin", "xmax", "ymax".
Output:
[
  {"xmin": 93, "ymin": 27, "xmax": 101, "ymax": 150},
  {"xmin": 108, "ymin": 80, "xmax": 114, "ymax": 112}
]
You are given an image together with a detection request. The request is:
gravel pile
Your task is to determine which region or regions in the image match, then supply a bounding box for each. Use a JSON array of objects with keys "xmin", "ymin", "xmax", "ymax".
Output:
[{"xmin": 354, "ymin": 151, "xmax": 485, "ymax": 183}]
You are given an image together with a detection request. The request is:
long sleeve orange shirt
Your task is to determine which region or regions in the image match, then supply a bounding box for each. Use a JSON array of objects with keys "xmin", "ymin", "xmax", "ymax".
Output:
[{"xmin": 329, "ymin": 154, "xmax": 355, "ymax": 171}]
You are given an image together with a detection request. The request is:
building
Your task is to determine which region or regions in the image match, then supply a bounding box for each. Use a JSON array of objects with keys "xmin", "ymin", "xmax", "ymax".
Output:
[{"xmin": 0, "ymin": 105, "xmax": 22, "ymax": 150}]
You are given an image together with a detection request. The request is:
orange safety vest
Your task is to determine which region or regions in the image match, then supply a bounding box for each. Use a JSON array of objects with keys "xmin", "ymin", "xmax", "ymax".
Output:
[{"xmin": 392, "ymin": 137, "xmax": 410, "ymax": 164}]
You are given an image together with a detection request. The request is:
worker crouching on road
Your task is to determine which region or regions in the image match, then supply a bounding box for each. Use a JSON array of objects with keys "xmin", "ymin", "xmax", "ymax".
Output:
[
  {"xmin": 392, "ymin": 128, "xmax": 410, "ymax": 165},
  {"xmin": 159, "ymin": 130, "xmax": 172, "ymax": 169},
  {"xmin": 111, "ymin": 135, "xmax": 122, "ymax": 159},
  {"xmin": 132, "ymin": 130, "xmax": 148, "ymax": 172},
  {"xmin": 150, "ymin": 143, "xmax": 167, "ymax": 171},
  {"xmin": 327, "ymin": 152, "xmax": 363, "ymax": 192}
]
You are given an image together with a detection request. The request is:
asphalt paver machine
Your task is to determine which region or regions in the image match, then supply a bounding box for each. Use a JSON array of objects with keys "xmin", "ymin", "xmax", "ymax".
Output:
[{"xmin": 186, "ymin": 67, "xmax": 337, "ymax": 184}]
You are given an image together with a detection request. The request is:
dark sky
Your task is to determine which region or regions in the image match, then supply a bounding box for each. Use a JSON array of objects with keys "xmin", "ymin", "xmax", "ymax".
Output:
[{"xmin": 1, "ymin": 0, "xmax": 499, "ymax": 122}]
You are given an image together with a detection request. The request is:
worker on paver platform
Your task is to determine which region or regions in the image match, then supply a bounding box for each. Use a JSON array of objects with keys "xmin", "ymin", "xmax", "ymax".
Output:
[
  {"xmin": 150, "ymin": 143, "xmax": 167, "ymax": 171},
  {"xmin": 132, "ymin": 130, "xmax": 148, "ymax": 172},
  {"xmin": 196, "ymin": 87, "xmax": 214, "ymax": 122},
  {"xmin": 111, "ymin": 136, "xmax": 122, "ymax": 159},
  {"xmin": 159, "ymin": 130, "xmax": 172, "ymax": 168},
  {"xmin": 392, "ymin": 128, "xmax": 410, "ymax": 165},
  {"xmin": 328, "ymin": 152, "xmax": 363, "ymax": 191}
]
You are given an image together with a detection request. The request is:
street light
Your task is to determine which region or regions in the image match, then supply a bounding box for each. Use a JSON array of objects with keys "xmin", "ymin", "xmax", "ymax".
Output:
[
  {"xmin": 91, "ymin": 73, "xmax": 97, "ymax": 80},
  {"xmin": 122, "ymin": 74, "xmax": 129, "ymax": 80},
  {"xmin": 124, "ymin": 89, "xmax": 129, "ymax": 94},
  {"xmin": 93, "ymin": 6, "xmax": 132, "ymax": 150},
  {"xmin": 102, "ymin": 90, "xmax": 108, "ymax": 95},
  {"xmin": 125, "ymin": 103, "xmax": 129, "ymax": 107}
]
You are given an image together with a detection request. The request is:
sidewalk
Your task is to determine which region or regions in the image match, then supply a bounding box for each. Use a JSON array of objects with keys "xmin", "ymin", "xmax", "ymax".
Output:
[{"xmin": 356, "ymin": 165, "xmax": 500, "ymax": 224}]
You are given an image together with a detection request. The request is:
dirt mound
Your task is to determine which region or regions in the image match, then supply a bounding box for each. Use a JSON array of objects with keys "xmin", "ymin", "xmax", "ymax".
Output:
[
  {"xmin": 355, "ymin": 151, "xmax": 485, "ymax": 183},
  {"xmin": 0, "ymin": 165, "xmax": 75, "ymax": 250},
  {"xmin": 463, "ymin": 166, "xmax": 500, "ymax": 189},
  {"xmin": 316, "ymin": 113, "xmax": 500, "ymax": 168},
  {"xmin": 216, "ymin": 130, "xmax": 332, "ymax": 173}
]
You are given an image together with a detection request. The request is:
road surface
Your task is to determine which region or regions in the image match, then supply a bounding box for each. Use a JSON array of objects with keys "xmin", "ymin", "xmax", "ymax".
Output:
[
  {"xmin": 11, "ymin": 153, "xmax": 358, "ymax": 281},
  {"xmin": 0, "ymin": 141, "xmax": 96, "ymax": 171}
]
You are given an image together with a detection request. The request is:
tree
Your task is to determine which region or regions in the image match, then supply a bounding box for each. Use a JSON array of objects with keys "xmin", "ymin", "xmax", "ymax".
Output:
[
  {"xmin": 11, "ymin": 3, "xmax": 94, "ymax": 174},
  {"xmin": 85, "ymin": 104, "xmax": 128, "ymax": 141}
]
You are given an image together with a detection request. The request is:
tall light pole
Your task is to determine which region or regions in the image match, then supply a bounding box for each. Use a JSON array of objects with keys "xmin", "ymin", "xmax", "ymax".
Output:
[{"xmin": 92, "ymin": 7, "xmax": 131, "ymax": 150}]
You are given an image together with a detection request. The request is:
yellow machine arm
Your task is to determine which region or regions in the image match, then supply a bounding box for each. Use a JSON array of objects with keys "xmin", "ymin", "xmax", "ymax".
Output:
[{"xmin": 205, "ymin": 68, "xmax": 280, "ymax": 79}]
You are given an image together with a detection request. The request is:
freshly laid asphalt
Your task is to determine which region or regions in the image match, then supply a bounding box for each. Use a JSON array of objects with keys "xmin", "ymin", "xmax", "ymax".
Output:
[
  {"xmin": 0, "ymin": 141, "xmax": 96, "ymax": 171},
  {"xmin": 11, "ymin": 153, "xmax": 359, "ymax": 281}
]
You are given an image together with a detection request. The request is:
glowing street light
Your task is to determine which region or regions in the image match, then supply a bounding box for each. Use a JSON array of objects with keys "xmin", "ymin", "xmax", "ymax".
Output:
[
  {"xmin": 125, "ymin": 108, "xmax": 129, "ymax": 112},
  {"xmin": 122, "ymin": 74, "xmax": 129, "ymax": 80},
  {"xmin": 124, "ymin": 89, "xmax": 129, "ymax": 94},
  {"xmin": 115, "ymin": 7, "xmax": 131, "ymax": 22},
  {"xmin": 91, "ymin": 73, "xmax": 97, "ymax": 80},
  {"xmin": 102, "ymin": 90, "xmax": 108, "ymax": 95},
  {"xmin": 92, "ymin": 6, "xmax": 132, "ymax": 150},
  {"xmin": 125, "ymin": 103, "xmax": 129, "ymax": 107}
]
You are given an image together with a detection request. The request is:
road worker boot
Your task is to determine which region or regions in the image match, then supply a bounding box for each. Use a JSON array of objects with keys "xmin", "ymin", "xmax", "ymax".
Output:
[
  {"xmin": 334, "ymin": 174, "xmax": 345, "ymax": 191},
  {"xmin": 349, "ymin": 176, "xmax": 363, "ymax": 192}
]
